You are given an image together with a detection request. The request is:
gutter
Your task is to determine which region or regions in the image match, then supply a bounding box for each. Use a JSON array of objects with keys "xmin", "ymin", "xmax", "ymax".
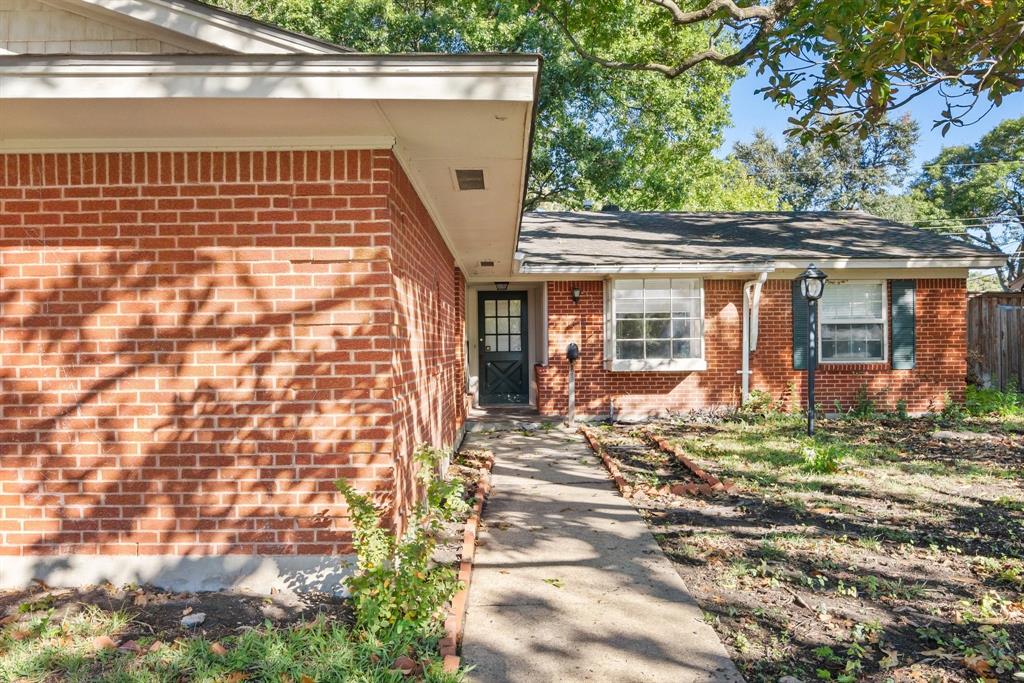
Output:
[
  {"xmin": 740, "ymin": 272, "xmax": 768, "ymax": 404},
  {"xmin": 517, "ymin": 262, "xmax": 777, "ymax": 275}
]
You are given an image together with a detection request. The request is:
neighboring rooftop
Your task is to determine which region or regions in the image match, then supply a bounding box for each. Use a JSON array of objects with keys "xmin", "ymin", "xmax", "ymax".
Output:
[{"xmin": 518, "ymin": 210, "xmax": 1005, "ymax": 271}]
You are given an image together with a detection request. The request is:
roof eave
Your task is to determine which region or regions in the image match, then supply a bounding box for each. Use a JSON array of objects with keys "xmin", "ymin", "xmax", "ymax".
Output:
[{"xmin": 517, "ymin": 255, "xmax": 1006, "ymax": 275}]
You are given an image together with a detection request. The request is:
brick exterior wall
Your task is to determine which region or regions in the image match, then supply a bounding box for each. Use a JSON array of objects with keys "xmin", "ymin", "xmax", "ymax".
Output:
[
  {"xmin": 536, "ymin": 278, "xmax": 967, "ymax": 418},
  {"xmin": 751, "ymin": 278, "xmax": 968, "ymax": 413},
  {"xmin": 0, "ymin": 149, "xmax": 463, "ymax": 560}
]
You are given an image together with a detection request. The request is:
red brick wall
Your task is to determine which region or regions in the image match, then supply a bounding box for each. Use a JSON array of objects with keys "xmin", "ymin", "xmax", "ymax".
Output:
[
  {"xmin": 537, "ymin": 280, "xmax": 744, "ymax": 417},
  {"xmin": 0, "ymin": 149, "xmax": 463, "ymax": 559},
  {"xmin": 536, "ymin": 278, "xmax": 967, "ymax": 418},
  {"xmin": 751, "ymin": 278, "xmax": 967, "ymax": 413},
  {"xmin": 378, "ymin": 152, "xmax": 464, "ymax": 532}
]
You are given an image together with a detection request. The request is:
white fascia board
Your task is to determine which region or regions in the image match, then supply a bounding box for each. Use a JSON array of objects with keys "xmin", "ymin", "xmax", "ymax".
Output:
[
  {"xmin": 517, "ymin": 262, "xmax": 777, "ymax": 275},
  {"xmin": 62, "ymin": 0, "xmax": 348, "ymax": 54},
  {"xmin": 0, "ymin": 56, "xmax": 541, "ymax": 102},
  {"xmin": 772, "ymin": 257, "xmax": 1007, "ymax": 269}
]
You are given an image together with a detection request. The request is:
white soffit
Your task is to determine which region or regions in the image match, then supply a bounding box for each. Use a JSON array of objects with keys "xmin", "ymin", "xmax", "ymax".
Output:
[{"xmin": 0, "ymin": 55, "xmax": 541, "ymax": 276}]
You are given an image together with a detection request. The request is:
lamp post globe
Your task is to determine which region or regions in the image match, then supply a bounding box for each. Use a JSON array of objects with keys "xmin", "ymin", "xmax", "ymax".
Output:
[
  {"xmin": 798, "ymin": 263, "xmax": 828, "ymax": 301},
  {"xmin": 797, "ymin": 264, "xmax": 827, "ymax": 436}
]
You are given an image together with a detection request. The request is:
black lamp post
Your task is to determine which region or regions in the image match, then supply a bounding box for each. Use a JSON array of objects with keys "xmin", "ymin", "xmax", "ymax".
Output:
[{"xmin": 797, "ymin": 264, "xmax": 828, "ymax": 436}]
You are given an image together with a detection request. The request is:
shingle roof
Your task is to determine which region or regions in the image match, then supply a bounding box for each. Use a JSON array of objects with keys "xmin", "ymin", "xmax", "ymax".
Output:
[{"xmin": 518, "ymin": 210, "xmax": 1002, "ymax": 269}]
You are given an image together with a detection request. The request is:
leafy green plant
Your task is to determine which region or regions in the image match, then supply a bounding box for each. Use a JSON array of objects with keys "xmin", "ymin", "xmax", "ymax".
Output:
[
  {"xmin": 336, "ymin": 445, "xmax": 465, "ymax": 640},
  {"xmin": 894, "ymin": 399, "xmax": 909, "ymax": 421},
  {"xmin": 850, "ymin": 385, "xmax": 876, "ymax": 419},
  {"xmin": 938, "ymin": 393, "xmax": 968, "ymax": 425},
  {"xmin": 966, "ymin": 385, "xmax": 1024, "ymax": 417},
  {"xmin": 741, "ymin": 389, "xmax": 777, "ymax": 418},
  {"xmin": 801, "ymin": 440, "xmax": 845, "ymax": 474}
]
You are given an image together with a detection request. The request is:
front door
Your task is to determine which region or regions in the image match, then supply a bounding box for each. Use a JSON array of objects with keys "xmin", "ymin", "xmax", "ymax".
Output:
[{"xmin": 478, "ymin": 291, "xmax": 529, "ymax": 404}]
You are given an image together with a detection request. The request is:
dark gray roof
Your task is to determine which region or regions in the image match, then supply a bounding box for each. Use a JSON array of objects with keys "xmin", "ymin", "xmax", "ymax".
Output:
[{"xmin": 518, "ymin": 211, "xmax": 1002, "ymax": 268}]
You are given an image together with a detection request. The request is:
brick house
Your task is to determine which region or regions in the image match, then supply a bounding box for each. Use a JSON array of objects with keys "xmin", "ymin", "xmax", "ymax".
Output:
[{"xmin": 0, "ymin": 0, "xmax": 1003, "ymax": 592}]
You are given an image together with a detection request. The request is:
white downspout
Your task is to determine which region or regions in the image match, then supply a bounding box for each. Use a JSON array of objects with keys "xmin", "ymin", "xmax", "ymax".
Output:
[{"xmin": 741, "ymin": 272, "xmax": 768, "ymax": 404}]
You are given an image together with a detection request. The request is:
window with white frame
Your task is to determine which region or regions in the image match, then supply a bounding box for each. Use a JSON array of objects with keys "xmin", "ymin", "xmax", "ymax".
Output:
[
  {"xmin": 610, "ymin": 278, "xmax": 704, "ymax": 370},
  {"xmin": 819, "ymin": 281, "xmax": 887, "ymax": 362}
]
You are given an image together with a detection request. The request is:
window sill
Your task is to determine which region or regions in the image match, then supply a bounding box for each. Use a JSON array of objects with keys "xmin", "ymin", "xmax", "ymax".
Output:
[{"xmin": 606, "ymin": 358, "xmax": 707, "ymax": 373}]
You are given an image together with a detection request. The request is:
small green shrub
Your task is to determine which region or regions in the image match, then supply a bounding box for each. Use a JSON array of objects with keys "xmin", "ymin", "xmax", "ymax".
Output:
[
  {"xmin": 741, "ymin": 389, "xmax": 777, "ymax": 417},
  {"xmin": 801, "ymin": 440, "xmax": 845, "ymax": 474},
  {"xmin": 965, "ymin": 385, "xmax": 1024, "ymax": 417},
  {"xmin": 850, "ymin": 385, "xmax": 876, "ymax": 419},
  {"xmin": 894, "ymin": 399, "xmax": 909, "ymax": 420},
  {"xmin": 336, "ymin": 445, "xmax": 466, "ymax": 640},
  {"xmin": 938, "ymin": 392, "xmax": 968, "ymax": 425}
]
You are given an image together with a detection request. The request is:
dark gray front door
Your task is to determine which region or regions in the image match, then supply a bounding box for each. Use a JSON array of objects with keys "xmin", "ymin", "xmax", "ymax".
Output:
[{"xmin": 478, "ymin": 291, "xmax": 528, "ymax": 404}]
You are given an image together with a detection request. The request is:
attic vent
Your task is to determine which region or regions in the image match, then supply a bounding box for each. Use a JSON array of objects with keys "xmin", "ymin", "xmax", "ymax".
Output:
[
  {"xmin": 480, "ymin": 260, "xmax": 495, "ymax": 267},
  {"xmin": 455, "ymin": 169, "xmax": 486, "ymax": 191}
]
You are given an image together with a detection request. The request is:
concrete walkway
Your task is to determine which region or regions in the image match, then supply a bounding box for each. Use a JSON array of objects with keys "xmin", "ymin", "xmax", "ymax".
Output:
[{"xmin": 460, "ymin": 428, "xmax": 742, "ymax": 683}]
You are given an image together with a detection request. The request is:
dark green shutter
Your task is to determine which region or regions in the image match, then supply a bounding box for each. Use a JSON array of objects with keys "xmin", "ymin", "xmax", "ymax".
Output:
[
  {"xmin": 792, "ymin": 280, "xmax": 808, "ymax": 369},
  {"xmin": 891, "ymin": 280, "xmax": 916, "ymax": 370}
]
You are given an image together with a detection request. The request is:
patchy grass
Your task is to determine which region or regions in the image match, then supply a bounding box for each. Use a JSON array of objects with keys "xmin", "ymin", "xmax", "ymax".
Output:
[
  {"xmin": 0, "ymin": 602, "xmax": 459, "ymax": 682},
  {"xmin": 0, "ymin": 447, "xmax": 492, "ymax": 682},
  {"xmin": 589, "ymin": 408, "xmax": 1024, "ymax": 682}
]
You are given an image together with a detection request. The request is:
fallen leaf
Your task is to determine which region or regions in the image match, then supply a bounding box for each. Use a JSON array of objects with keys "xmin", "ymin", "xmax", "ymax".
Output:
[
  {"xmin": 181, "ymin": 606, "xmax": 193, "ymax": 616},
  {"xmin": 92, "ymin": 635, "xmax": 118, "ymax": 651},
  {"xmin": 222, "ymin": 673, "xmax": 248, "ymax": 683},
  {"xmin": 210, "ymin": 642, "xmax": 228, "ymax": 656},
  {"xmin": 118, "ymin": 640, "xmax": 141, "ymax": 653},
  {"xmin": 148, "ymin": 640, "xmax": 165, "ymax": 653},
  {"xmin": 134, "ymin": 593, "xmax": 149, "ymax": 607},
  {"xmin": 299, "ymin": 675, "xmax": 315, "ymax": 683},
  {"xmin": 964, "ymin": 654, "xmax": 992, "ymax": 676},
  {"xmin": 879, "ymin": 648, "xmax": 899, "ymax": 669},
  {"xmin": 0, "ymin": 614, "xmax": 20, "ymax": 625},
  {"xmin": 279, "ymin": 676, "xmax": 294, "ymax": 683},
  {"xmin": 10, "ymin": 628, "xmax": 30, "ymax": 641},
  {"xmin": 392, "ymin": 655, "xmax": 420, "ymax": 676}
]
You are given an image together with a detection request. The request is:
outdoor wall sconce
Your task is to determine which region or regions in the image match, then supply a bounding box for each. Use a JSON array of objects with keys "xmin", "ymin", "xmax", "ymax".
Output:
[
  {"xmin": 571, "ymin": 286, "xmax": 582, "ymax": 304},
  {"xmin": 796, "ymin": 263, "xmax": 828, "ymax": 436},
  {"xmin": 494, "ymin": 281, "xmax": 510, "ymax": 291}
]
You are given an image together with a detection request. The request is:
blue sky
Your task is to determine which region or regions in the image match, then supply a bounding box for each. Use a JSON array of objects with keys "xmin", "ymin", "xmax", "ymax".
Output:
[{"xmin": 722, "ymin": 70, "xmax": 1024, "ymax": 168}]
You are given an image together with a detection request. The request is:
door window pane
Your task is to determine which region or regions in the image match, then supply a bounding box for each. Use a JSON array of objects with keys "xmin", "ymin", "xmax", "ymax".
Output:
[
  {"xmin": 497, "ymin": 336, "xmax": 509, "ymax": 352},
  {"xmin": 497, "ymin": 300, "xmax": 508, "ymax": 316},
  {"xmin": 485, "ymin": 318, "xmax": 496, "ymax": 334},
  {"xmin": 510, "ymin": 337, "xmax": 522, "ymax": 352},
  {"xmin": 497, "ymin": 318, "xmax": 509, "ymax": 334},
  {"xmin": 509, "ymin": 300, "xmax": 521, "ymax": 316},
  {"xmin": 484, "ymin": 300, "xmax": 495, "ymax": 315}
]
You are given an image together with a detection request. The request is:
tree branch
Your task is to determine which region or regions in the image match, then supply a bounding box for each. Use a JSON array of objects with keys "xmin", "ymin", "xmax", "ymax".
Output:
[
  {"xmin": 545, "ymin": 1, "xmax": 794, "ymax": 78},
  {"xmin": 642, "ymin": 0, "xmax": 777, "ymax": 25}
]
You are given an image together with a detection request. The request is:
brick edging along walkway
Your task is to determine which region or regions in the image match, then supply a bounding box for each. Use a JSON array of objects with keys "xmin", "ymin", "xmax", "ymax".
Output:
[
  {"xmin": 579, "ymin": 425, "xmax": 735, "ymax": 497},
  {"xmin": 440, "ymin": 450, "xmax": 495, "ymax": 673}
]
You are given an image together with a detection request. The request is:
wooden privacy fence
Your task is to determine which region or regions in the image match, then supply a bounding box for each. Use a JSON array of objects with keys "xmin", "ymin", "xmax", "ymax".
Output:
[{"xmin": 968, "ymin": 292, "xmax": 1024, "ymax": 390}]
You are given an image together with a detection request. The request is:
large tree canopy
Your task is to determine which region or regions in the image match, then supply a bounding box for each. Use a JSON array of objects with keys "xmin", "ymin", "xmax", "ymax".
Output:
[
  {"xmin": 216, "ymin": 0, "xmax": 775, "ymax": 211},
  {"xmin": 733, "ymin": 114, "xmax": 919, "ymax": 210},
  {"xmin": 531, "ymin": 0, "xmax": 1024, "ymax": 143},
  {"xmin": 913, "ymin": 116, "xmax": 1024, "ymax": 289}
]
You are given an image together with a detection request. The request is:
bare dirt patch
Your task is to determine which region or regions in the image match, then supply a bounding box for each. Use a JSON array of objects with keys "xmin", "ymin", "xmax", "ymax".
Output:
[{"xmin": 586, "ymin": 415, "xmax": 1024, "ymax": 682}]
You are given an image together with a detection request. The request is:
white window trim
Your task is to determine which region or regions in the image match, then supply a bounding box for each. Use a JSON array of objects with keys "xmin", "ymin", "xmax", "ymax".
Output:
[
  {"xmin": 818, "ymin": 279, "xmax": 889, "ymax": 364},
  {"xmin": 605, "ymin": 277, "xmax": 707, "ymax": 372}
]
